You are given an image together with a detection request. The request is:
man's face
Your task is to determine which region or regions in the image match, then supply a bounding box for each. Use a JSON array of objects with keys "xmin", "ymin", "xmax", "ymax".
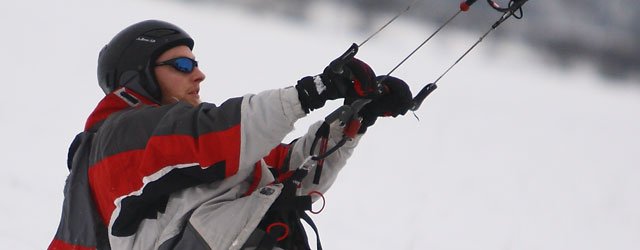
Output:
[{"xmin": 154, "ymin": 45, "xmax": 206, "ymax": 106}]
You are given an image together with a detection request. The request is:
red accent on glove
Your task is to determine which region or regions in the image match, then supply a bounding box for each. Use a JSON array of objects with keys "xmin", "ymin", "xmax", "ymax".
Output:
[
  {"xmin": 353, "ymin": 79, "xmax": 366, "ymax": 97},
  {"xmin": 460, "ymin": 2, "xmax": 470, "ymax": 11}
]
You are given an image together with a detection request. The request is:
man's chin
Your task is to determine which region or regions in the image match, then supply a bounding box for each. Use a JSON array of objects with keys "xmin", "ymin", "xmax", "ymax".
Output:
[{"xmin": 187, "ymin": 98, "xmax": 202, "ymax": 107}]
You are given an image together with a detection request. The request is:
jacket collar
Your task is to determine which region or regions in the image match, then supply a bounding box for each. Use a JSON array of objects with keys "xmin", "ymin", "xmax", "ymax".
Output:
[{"xmin": 85, "ymin": 87, "xmax": 158, "ymax": 132}]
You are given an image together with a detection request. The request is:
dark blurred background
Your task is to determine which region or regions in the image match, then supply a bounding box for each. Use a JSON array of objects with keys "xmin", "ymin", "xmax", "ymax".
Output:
[{"xmin": 178, "ymin": 0, "xmax": 639, "ymax": 82}]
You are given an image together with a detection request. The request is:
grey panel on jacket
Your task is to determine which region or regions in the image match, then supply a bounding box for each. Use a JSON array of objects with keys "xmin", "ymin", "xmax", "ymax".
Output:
[
  {"xmin": 53, "ymin": 132, "xmax": 110, "ymax": 249},
  {"xmin": 158, "ymin": 222, "xmax": 211, "ymax": 250},
  {"xmin": 90, "ymin": 98, "xmax": 243, "ymax": 165}
]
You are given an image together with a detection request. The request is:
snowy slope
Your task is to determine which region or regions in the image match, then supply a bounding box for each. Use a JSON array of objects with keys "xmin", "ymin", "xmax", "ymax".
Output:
[{"xmin": 1, "ymin": 0, "xmax": 639, "ymax": 249}]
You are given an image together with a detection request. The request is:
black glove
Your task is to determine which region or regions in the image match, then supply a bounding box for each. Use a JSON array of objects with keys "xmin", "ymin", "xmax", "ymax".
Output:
[
  {"xmin": 322, "ymin": 57, "xmax": 379, "ymax": 100},
  {"xmin": 354, "ymin": 75, "xmax": 413, "ymax": 133},
  {"xmin": 295, "ymin": 58, "xmax": 378, "ymax": 113}
]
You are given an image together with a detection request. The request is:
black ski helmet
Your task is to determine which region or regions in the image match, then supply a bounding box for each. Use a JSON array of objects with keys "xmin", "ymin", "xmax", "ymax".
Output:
[{"xmin": 97, "ymin": 20, "xmax": 194, "ymax": 103}]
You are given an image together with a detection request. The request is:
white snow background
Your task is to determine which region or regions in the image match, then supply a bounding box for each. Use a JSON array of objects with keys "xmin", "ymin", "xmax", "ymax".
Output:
[{"xmin": 1, "ymin": 0, "xmax": 639, "ymax": 249}]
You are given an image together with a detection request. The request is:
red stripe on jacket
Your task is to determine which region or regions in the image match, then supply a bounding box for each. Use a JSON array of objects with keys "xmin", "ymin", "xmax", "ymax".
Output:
[
  {"xmin": 263, "ymin": 144, "xmax": 291, "ymax": 173},
  {"xmin": 243, "ymin": 144, "xmax": 292, "ymax": 196},
  {"xmin": 48, "ymin": 239, "xmax": 95, "ymax": 250},
  {"xmin": 89, "ymin": 125, "xmax": 241, "ymax": 226}
]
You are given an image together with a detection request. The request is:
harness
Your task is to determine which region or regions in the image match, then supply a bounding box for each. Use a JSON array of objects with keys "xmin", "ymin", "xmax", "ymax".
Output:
[{"xmin": 247, "ymin": 100, "xmax": 370, "ymax": 250}]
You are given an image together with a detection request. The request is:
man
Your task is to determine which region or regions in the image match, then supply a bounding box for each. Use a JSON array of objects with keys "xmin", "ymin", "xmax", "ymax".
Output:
[{"xmin": 49, "ymin": 20, "xmax": 413, "ymax": 250}]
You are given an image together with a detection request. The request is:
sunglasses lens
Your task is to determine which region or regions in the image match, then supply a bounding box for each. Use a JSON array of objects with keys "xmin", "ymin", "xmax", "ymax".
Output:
[
  {"xmin": 172, "ymin": 58, "xmax": 195, "ymax": 73},
  {"xmin": 157, "ymin": 57, "xmax": 198, "ymax": 73}
]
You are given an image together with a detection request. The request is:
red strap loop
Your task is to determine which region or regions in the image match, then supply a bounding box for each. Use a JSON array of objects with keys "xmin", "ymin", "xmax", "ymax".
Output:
[
  {"xmin": 266, "ymin": 222, "xmax": 290, "ymax": 242},
  {"xmin": 308, "ymin": 191, "xmax": 326, "ymax": 214}
]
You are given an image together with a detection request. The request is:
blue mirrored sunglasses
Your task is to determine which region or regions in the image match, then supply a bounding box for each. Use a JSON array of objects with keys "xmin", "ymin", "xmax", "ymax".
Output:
[{"xmin": 155, "ymin": 57, "xmax": 199, "ymax": 73}]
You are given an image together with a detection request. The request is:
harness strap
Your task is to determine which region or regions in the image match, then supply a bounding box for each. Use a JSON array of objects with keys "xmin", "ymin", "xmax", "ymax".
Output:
[
  {"xmin": 300, "ymin": 212, "xmax": 323, "ymax": 250},
  {"xmin": 312, "ymin": 136, "xmax": 329, "ymax": 184},
  {"xmin": 252, "ymin": 174, "xmax": 322, "ymax": 250},
  {"xmin": 255, "ymin": 225, "xmax": 283, "ymax": 250},
  {"xmin": 311, "ymin": 122, "xmax": 330, "ymax": 184}
]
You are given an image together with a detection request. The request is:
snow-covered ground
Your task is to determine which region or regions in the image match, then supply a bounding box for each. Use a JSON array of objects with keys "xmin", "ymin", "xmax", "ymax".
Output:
[{"xmin": 1, "ymin": 0, "xmax": 639, "ymax": 249}]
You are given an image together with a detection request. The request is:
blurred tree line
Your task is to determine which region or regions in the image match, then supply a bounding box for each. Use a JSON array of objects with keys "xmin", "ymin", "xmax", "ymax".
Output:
[{"xmin": 181, "ymin": 0, "xmax": 639, "ymax": 81}]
